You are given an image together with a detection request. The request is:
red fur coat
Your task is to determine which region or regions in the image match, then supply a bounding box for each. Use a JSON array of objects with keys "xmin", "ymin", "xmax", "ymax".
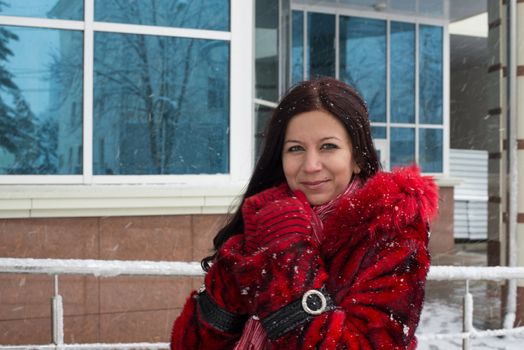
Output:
[{"xmin": 171, "ymin": 166, "xmax": 438, "ymax": 349}]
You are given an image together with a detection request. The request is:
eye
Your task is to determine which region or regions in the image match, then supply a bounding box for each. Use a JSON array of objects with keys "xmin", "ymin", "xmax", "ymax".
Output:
[
  {"xmin": 321, "ymin": 143, "xmax": 339, "ymax": 150},
  {"xmin": 286, "ymin": 145, "xmax": 304, "ymax": 153}
]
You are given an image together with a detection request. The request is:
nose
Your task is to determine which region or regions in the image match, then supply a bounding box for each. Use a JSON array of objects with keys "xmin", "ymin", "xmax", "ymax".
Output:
[{"xmin": 303, "ymin": 150, "xmax": 322, "ymax": 173}]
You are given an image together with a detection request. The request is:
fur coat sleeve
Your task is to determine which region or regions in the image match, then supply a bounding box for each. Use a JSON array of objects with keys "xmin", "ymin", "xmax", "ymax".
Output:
[
  {"xmin": 171, "ymin": 235, "xmax": 249, "ymax": 349},
  {"xmin": 170, "ymin": 166, "xmax": 438, "ymax": 350},
  {"xmin": 314, "ymin": 166, "xmax": 438, "ymax": 349}
]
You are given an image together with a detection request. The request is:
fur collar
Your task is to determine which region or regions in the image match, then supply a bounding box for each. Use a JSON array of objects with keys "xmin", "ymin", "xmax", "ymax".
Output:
[{"xmin": 324, "ymin": 166, "xmax": 439, "ymax": 238}]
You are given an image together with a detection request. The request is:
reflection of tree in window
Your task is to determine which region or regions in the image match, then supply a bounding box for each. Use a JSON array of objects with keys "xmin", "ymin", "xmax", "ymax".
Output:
[
  {"xmin": 419, "ymin": 25, "xmax": 443, "ymax": 124},
  {"xmin": 94, "ymin": 0, "xmax": 229, "ymax": 31},
  {"xmin": 391, "ymin": 127, "xmax": 415, "ymax": 168},
  {"xmin": 420, "ymin": 128, "xmax": 443, "ymax": 172},
  {"xmin": 47, "ymin": 1, "xmax": 229, "ymax": 175},
  {"xmin": 340, "ymin": 16, "xmax": 386, "ymax": 123},
  {"xmin": 76, "ymin": 145, "xmax": 82, "ymax": 173},
  {"xmin": 70, "ymin": 102, "xmax": 77, "ymax": 129},
  {"xmin": 98, "ymin": 138, "xmax": 105, "ymax": 173},
  {"xmin": 207, "ymin": 78, "xmax": 223, "ymax": 109},
  {"xmin": 0, "ymin": 7, "xmax": 60, "ymax": 174},
  {"xmin": 291, "ymin": 11, "xmax": 304, "ymax": 85},
  {"xmin": 308, "ymin": 13, "xmax": 335, "ymax": 78},
  {"xmin": 90, "ymin": 2, "xmax": 229, "ymax": 175},
  {"xmin": 0, "ymin": 25, "xmax": 24, "ymax": 157},
  {"xmin": 68, "ymin": 147, "xmax": 72, "ymax": 173},
  {"xmin": 47, "ymin": 23, "xmax": 83, "ymax": 175}
]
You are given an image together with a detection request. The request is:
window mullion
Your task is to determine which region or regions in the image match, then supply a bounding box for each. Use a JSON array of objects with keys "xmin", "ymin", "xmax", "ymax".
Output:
[
  {"xmin": 83, "ymin": 0, "xmax": 94, "ymax": 184},
  {"xmin": 335, "ymin": 13, "xmax": 339, "ymax": 80},
  {"xmin": 303, "ymin": 10, "xmax": 307, "ymax": 80},
  {"xmin": 230, "ymin": 0, "xmax": 254, "ymax": 183},
  {"xmin": 415, "ymin": 22, "xmax": 420, "ymax": 166},
  {"xmin": 386, "ymin": 20, "xmax": 391, "ymax": 171},
  {"xmin": 443, "ymin": 23, "xmax": 450, "ymax": 175}
]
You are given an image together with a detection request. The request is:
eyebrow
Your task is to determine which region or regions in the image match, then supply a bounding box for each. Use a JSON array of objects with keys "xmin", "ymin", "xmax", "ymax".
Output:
[{"xmin": 284, "ymin": 136, "xmax": 341, "ymax": 144}]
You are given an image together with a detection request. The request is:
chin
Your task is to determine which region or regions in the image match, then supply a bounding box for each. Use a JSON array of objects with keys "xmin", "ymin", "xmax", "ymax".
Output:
[
  {"xmin": 306, "ymin": 188, "xmax": 343, "ymax": 205},
  {"xmin": 306, "ymin": 194, "xmax": 330, "ymax": 206}
]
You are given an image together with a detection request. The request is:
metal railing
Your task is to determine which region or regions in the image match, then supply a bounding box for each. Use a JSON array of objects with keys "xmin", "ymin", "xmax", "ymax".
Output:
[{"xmin": 1, "ymin": 258, "xmax": 524, "ymax": 350}]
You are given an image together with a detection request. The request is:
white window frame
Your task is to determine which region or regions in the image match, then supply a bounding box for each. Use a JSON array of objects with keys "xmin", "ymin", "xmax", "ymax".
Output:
[
  {"xmin": 0, "ymin": 0, "xmax": 254, "ymax": 217},
  {"xmin": 373, "ymin": 138, "xmax": 389, "ymax": 170},
  {"xmin": 289, "ymin": 2, "xmax": 450, "ymax": 176},
  {"xmin": 0, "ymin": 0, "xmax": 254, "ymax": 186}
]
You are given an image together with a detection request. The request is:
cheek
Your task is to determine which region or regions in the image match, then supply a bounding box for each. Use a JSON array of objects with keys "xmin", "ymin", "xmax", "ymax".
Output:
[
  {"xmin": 333, "ymin": 154, "xmax": 354, "ymax": 182},
  {"xmin": 282, "ymin": 155, "xmax": 298, "ymax": 190}
]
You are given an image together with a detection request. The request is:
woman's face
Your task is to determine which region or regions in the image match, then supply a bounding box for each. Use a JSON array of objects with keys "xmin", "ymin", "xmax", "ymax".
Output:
[{"xmin": 282, "ymin": 110, "xmax": 360, "ymax": 205}]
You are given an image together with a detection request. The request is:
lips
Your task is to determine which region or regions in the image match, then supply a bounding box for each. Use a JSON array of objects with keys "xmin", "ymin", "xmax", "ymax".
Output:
[{"xmin": 300, "ymin": 179, "xmax": 329, "ymax": 191}]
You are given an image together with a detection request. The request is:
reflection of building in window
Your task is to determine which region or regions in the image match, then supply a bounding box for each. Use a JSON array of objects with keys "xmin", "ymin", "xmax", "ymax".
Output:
[
  {"xmin": 48, "ymin": 0, "xmax": 83, "ymax": 21},
  {"xmin": 47, "ymin": 0, "xmax": 83, "ymax": 175},
  {"xmin": 290, "ymin": 9, "xmax": 444, "ymax": 173},
  {"xmin": 52, "ymin": 27, "xmax": 83, "ymax": 175},
  {"xmin": 69, "ymin": 102, "xmax": 76, "ymax": 129},
  {"xmin": 67, "ymin": 147, "xmax": 72, "ymax": 173},
  {"xmin": 48, "ymin": 1, "xmax": 231, "ymax": 176},
  {"xmin": 92, "ymin": 33, "xmax": 229, "ymax": 175}
]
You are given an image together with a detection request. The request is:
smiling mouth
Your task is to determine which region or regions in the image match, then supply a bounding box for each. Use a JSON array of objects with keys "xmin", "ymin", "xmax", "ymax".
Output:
[{"xmin": 301, "ymin": 180, "xmax": 329, "ymax": 190}]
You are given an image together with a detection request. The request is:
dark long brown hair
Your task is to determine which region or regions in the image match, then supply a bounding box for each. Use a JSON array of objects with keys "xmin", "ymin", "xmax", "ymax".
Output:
[{"xmin": 202, "ymin": 77, "xmax": 380, "ymax": 270}]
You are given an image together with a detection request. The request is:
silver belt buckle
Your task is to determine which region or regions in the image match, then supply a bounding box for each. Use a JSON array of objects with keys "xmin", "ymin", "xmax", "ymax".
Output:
[{"xmin": 302, "ymin": 289, "xmax": 327, "ymax": 315}]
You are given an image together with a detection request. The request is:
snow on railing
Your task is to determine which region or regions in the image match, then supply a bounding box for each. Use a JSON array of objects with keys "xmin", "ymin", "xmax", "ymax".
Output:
[
  {"xmin": 0, "ymin": 344, "xmax": 168, "ymax": 350},
  {"xmin": 0, "ymin": 258, "xmax": 203, "ymax": 277},
  {"xmin": 1, "ymin": 258, "xmax": 524, "ymax": 350}
]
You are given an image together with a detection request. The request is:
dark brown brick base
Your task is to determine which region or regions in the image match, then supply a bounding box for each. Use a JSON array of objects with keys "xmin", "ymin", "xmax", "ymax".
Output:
[
  {"xmin": 500, "ymin": 284, "xmax": 524, "ymax": 327},
  {"xmin": 0, "ymin": 215, "xmax": 226, "ymax": 344},
  {"xmin": 428, "ymin": 186, "xmax": 455, "ymax": 256}
]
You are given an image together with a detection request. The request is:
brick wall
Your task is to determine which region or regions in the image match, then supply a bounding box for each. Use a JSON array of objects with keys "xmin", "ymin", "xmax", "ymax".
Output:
[{"xmin": 0, "ymin": 215, "xmax": 226, "ymax": 344}]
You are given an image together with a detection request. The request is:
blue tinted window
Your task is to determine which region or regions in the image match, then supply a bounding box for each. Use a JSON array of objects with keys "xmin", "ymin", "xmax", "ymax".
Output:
[
  {"xmin": 340, "ymin": 16, "xmax": 386, "ymax": 122},
  {"xmin": 0, "ymin": 26, "xmax": 83, "ymax": 174},
  {"xmin": 255, "ymin": 0, "xmax": 278, "ymax": 102},
  {"xmin": 292, "ymin": 11, "xmax": 304, "ymax": 84},
  {"xmin": 372, "ymin": 126, "xmax": 386, "ymax": 139},
  {"xmin": 95, "ymin": 0, "xmax": 230, "ymax": 31},
  {"xmin": 419, "ymin": 128, "xmax": 443, "ymax": 172},
  {"xmin": 390, "ymin": 127, "xmax": 415, "ymax": 168},
  {"xmin": 308, "ymin": 12, "xmax": 335, "ymax": 78},
  {"xmin": 94, "ymin": 33, "xmax": 229, "ymax": 175},
  {"xmin": 0, "ymin": 0, "xmax": 83, "ymax": 20},
  {"xmin": 255, "ymin": 104, "xmax": 273, "ymax": 160},
  {"xmin": 419, "ymin": 24, "xmax": 443, "ymax": 124},
  {"xmin": 391, "ymin": 21, "xmax": 415, "ymax": 123}
]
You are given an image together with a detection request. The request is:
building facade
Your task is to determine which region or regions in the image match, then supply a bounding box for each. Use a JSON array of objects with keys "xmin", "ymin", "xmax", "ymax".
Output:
[{"xmin": 0, "ymin": 0, "xmax": 522, "ymax": 345}]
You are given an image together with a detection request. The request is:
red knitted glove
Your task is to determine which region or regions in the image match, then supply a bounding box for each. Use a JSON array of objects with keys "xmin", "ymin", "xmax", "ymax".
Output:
[
  {"xmin": 242, "ymin": 183, "xmax": 291, "ymax": 251},
  {"xmin": 249, "ymin": 197, "xmax": 314, "ymax": 249},
  {"xmin": 238, "ymin": 187, "xmax": 327, "ymax": 314},
  {"xmin": 242, "ymin": 184, "xmax": 315, "ymax": 254}
]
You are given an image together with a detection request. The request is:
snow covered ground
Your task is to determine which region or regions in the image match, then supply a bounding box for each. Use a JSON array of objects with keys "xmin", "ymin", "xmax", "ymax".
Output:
[
  {"xmin": 416, "ymin": 246, "xmax": 524, "ymax": 350},
  {"xmin": 417, "ymin": 300, "xmax": 524, "ymax": 349}
]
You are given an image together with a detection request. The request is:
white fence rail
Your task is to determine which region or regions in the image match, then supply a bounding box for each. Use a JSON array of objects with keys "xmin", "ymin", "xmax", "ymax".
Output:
[{"xmin": 1, "ymin": 258, "xmax": 524, "ymax": 350}]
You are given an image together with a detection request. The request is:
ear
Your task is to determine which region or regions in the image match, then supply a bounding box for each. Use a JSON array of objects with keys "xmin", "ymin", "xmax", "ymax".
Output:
[{"xmin": 353, "ymin": 161, "xmax": 361, "ymax": 174}]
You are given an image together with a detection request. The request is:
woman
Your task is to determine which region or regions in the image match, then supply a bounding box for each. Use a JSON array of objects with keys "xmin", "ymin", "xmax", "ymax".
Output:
[{"xmin": 171, "ymin": 77, "xmax": 438, "ymax": 349}]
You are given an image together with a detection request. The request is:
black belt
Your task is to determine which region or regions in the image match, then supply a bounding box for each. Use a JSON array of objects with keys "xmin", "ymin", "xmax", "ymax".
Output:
[
  {"xmin": 197, "ymin": 289, "xmax": 248, "ymax": 334},
  {"xmin": 261, "ymin": 286, "xmax": 335, "ymax": 340}
]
